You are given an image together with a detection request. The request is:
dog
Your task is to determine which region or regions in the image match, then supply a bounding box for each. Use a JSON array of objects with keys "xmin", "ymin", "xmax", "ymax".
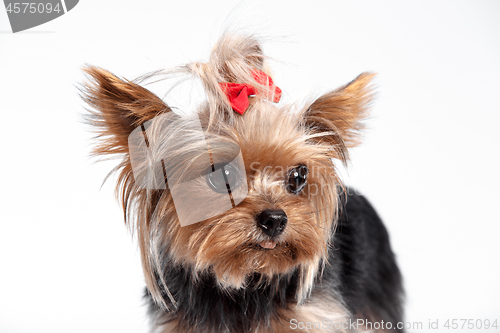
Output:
[{"xmin": 82, "ymin": 33, "xmax": 404, "ymax": 333}]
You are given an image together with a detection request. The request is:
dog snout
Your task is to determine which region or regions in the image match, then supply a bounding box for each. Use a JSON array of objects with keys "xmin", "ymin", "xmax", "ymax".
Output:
[{"xmin": 257, "ymin": 209, "xmax": 287, "ymax": 238}]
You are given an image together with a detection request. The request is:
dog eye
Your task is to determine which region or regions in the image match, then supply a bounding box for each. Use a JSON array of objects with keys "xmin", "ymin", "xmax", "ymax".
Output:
[
  {"xmin": 206, "ymin": 163, "xmax": 240, "ymax": 194},
  {"xmin": 286, "ymin": 165, "xmax": 308, "ymax": 194}
]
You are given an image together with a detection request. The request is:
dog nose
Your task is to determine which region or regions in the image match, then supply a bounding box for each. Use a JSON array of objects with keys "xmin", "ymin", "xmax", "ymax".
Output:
[{"xmin": 257, "ymin": 209, "xmax": 288, "ymax": 238}]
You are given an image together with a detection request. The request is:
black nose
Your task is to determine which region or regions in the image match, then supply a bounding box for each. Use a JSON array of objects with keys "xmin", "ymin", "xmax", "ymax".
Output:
[{"xmin": 257, "ymin": 209, "xmax": 288, "ymax": 238}]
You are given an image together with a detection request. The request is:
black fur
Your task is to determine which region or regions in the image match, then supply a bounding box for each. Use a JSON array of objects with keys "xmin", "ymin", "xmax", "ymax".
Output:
[
  {"xmin": 145, "ymin": 188, "xmax": 404, "ymax": 332},
  {"xmin": 331, "ymin": 188, "xmax": 405, "ymax": 331},
  {"xmin": 147, "ymin": 266, "xmax": 300, "ymax": 332}
]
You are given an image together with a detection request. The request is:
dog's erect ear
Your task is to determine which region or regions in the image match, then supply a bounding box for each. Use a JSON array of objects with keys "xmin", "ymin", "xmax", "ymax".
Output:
[
  {"xmin": 82, "ymin": 66, "xmax": 171, "ymax": 157},
  {"xmin": 304, "ymin": 72, "xmax": 375, "ymax": 157}
]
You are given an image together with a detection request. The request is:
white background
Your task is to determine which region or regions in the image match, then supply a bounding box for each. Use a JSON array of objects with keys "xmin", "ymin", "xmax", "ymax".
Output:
[{"xmin": 1, "ymin": 1, "xmax": 499, "ymax": 332}]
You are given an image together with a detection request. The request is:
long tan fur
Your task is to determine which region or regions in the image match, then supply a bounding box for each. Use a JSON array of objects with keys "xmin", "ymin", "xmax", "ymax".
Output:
[{"xmin": 82, "ymin": 32, "xmax": 374, "ymax": 331}]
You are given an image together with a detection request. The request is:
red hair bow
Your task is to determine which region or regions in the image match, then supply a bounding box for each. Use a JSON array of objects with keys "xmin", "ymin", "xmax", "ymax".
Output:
[{"xmin": 219, "ymin": 70, "xmax": 282, "ymax": 115}]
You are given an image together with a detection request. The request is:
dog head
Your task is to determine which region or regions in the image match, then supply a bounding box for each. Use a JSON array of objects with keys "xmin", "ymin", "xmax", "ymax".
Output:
[{"xmin": 82, "ymin": 33, "xmax": 374, "ymax": 309}]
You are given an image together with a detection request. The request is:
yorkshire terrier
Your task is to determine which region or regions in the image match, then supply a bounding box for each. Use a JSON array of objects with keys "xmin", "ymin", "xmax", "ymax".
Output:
[{"xmin": 82, "ymin": 34, "xmax": 404, "ymax": 333}]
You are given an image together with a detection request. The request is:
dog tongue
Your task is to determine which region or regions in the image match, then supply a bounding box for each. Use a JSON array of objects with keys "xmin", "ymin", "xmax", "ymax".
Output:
[{"xmin": 259, "ymin": 240, "xmax": 277, "ymax": 249}]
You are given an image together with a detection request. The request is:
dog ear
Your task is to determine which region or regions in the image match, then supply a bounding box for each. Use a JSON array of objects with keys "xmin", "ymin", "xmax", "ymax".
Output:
[
  {"xmin": 304, "ymin": 72, "xmax": 375, "ymax": 156},
  {"xmin": 82, "ymin": 66, "xmax": 171, "ymax": 157}
]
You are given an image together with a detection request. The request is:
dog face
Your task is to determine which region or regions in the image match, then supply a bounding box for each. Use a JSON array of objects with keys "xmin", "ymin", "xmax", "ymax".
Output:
[
  {"xmin": 82, "ymin": 34, "xmax": 373, "ymax": 309},
  {"xmin": 155, "ymin": 101, "xmax": 342, "ymax": 290}
]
